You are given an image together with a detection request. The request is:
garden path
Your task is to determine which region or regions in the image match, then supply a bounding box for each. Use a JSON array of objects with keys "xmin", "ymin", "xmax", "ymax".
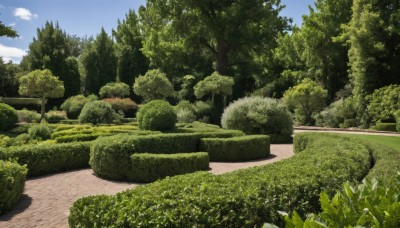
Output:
[{"xmin": 0, "ymin": 144, "xmax": 294, "ymax": 228}]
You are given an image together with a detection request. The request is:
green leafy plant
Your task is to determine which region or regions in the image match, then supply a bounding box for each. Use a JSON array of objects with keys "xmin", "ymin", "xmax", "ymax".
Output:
[
  {"xmin": 99, "ymin": 82, "xmax": 130, "ymax": 98},
  {"xmin": 61, "ymin": 94, "xmax": 98, "ymax": 119},
  {"xmin": 315, "ymin": 96, "xmax": 360, "ymax": 128},
  {"xmin": 136, "ymin": 100, "xmax": 177, "ymax": 131},
  {"xmin": 0, "ymin": 103, "xmax": 18, "ymax": 131},
  {"xmin": 133, "ymin": 69, "xmax": 174, "ymax": 102},
  {"xmin": 367, "ymin": 84, "xmax": 400, "ymax": 124},
  {"xmin": 16, "ymin": 109, "xmax": 41, "ymax": 123},
  {"xmin": 28, "ymin": 124, "xmax": 52, "ymax": 140},
  {"xmin": 194, "ymin": 72, "xmax": 234, "ymax": 104},
  {"xmin": 0, "ymin": 161, "xmax": 27, "ymax": 215},
  {"xmin": 78, "ymin": 101, "xmax": 116, "ymax": 125}
]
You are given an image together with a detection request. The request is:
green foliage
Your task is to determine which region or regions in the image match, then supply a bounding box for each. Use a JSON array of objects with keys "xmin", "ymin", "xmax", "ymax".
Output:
[
  {"xmin": 0, "ymin": 20, "xmax": 18, "ymax": 38},
  {"xmin": 3, "ymin": 142, "xmax": 91, "ymax": 177},
  {"xmin": 45, "ymin": 110, "xmax": 67, "ymax": 123},
  {"xmin": 372, "ymin": 123, "xmax": 397, "ymax": 132},
  {"xmin": 193, "ymin": 101, "xmax": 214, "ymax": 123},
  {"xmin": 283, "ymin": 78, "xmax": 327, "ymax": 125},
  {"xmin": 367, "ymin": 84, "xmax": 400, "ymax": 124},
  {"xmin": 16, "ymin": 109, "xmax": 41, "ymax": 123},
  {"xmin": 28, "ymin": 124, "xmax": 52, "ymax": 140},
  {"xmin": 176, "ymin": 109, "xmax": 196, "ymax": 123},
  {"xmin": 283, "ymin": 174, "xmax": 400, "ymax": 227},
  {"xmin": 78, "ymin": 101, "xmax": 116, "ymax": 125},
  {"xmin": 137, "ymin": 100, "xmax": 177, "ymax": 131},
  {"xmin": 315, "ymin": 97, "xmax": 360, "ymax": 128},
  {"xmin": 200, "ymin": 135, "xmax": 270, "ymax": 162},
  {"xmin": 221, "ymin": 97, "xmax": 293, "ymax": 143},
  {"xmin": 133, "ymin": 69, "xmax": 174, "ymax": 102},
  {"xmin": 102, "ymin": 98, "xmax": 137, "ymax": 117},
  {"xmin": 178, "ymin": 75, "xmax": 197, "ymax": 101},
  {"xmin": 0, "ymin": 103, "xmax": 18, "ymax": 131},
  {"xmin": 61, "ymin": 94, "xmax": 98, "ymax": 119},
  {"xmin": 194, "ymin": 72, "xmax": 234, "ymax": 102},
  {"xmin": 55, "ymin": 134, "xmax": 105, "ymax": 143},
  {"xmin": 61, "ymin": 57, "xmax": 81, "ymax": 97},
  {"xmin": 130, "ymin": 152, "xmax": 209, "ymax": 183},
  {"xmin": 69, "ymin": 133, "xmax": 379, "ymax": 227},
  {"xmin": 0, "ymin": 161, "xmax": 26, "ymax": 215},
  {"xmin": 99, "ymin": 82, "xmax": 130, "ymax": 98}
]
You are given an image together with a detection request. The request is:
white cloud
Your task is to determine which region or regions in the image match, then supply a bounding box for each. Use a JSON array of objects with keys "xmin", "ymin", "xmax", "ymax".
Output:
[
  {"xmin": 14, "ymin": 8, "xmax": 38, "ymax": 21},
  {"xmin": 0, "ymin": 44, "xmax": 27, "ymax": 63},
  {"xmin": 8, "ymin": 22, "xmax": 16, "ymax": 27}
]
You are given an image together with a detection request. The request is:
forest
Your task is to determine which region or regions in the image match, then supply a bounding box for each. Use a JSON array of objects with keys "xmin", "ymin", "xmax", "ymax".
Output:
[{"xmin": 1, "ymin": 0, "xmax": 399, "ymax": 129}]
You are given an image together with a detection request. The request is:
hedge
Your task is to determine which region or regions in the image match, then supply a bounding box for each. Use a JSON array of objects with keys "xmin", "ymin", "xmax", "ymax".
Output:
[
  {"xmin": 3, "ymin": 142, "xmax": 91, "ymax": 177},
  {"xmin": 373, "ymin": 123, "xmax": 397, "ymax": 132},
  {"xmin": 130, "ymin": 152, "xmax": 209, "ymax": 182},
  {"xmin": 70, "ymin": 133, "xmax": 395, "ymax": 227},
  {"xmin": 55, "ymin": 134, "xmax": 107, "ymax": 143},
  {"xmin": 0, "ymin": 160, "xmax": 27, "ymax": 215},
  {"xmin": 200, "ymin": 135, "xmax": 270, "ymax": 161}
]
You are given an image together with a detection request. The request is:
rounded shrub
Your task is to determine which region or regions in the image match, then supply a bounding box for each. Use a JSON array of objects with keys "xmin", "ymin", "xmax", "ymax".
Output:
[
  {"xmin": 221, "ymin": 97, "xmax": 293, "ymax": 143},
  {"xmin": 16, "ymin": 109, "xmax": 41, "ymax": 123},
  {"xmin": 0, "ymin": 160, "xmax": 27, "ymax": 215},
  {"xmin": 78, "ymin": 101, "xmax": 116, "ymax": 125},
  {"xmin": 0, "ymin": 103, "xmax": 18, "ymax": 131},
  {"xmin": 177, "ymin": 109, "xmax": 196, "ymax": 123},
  {"xmin": 367, "ymin": 84, "xmax": 400, "ymax": 124},
  {"xmin": 28, "ymin": 124, "xmax": 52, "ymax": 140},
  {"xmin": 61, "ymin": 95, "xmax": 98, "ymax": 119},
  {"xmin": 137, "ymin": 100, "xmax": 177, "ymax": 131}
]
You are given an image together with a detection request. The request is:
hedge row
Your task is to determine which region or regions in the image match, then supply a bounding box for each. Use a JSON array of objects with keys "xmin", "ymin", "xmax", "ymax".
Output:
[
  {"xmin": 70, "ymin": 133, "xmax": 392, "ymax": 227},
  {"xmin": 373, "ymin": 123, "xmax": 397, "ymax": 132},
  {"xmin": 1, "ymin": 142, "xmax": 91, "ymax": 177},
  {"xmin": 200, "ymin": 135, "xmax": 270, "ymax": 161},
  {"xmin": 130, "ymin": 152, "xmax": 209, "ymax": 182},
  {"xmin": 0, "ymin": 160, "xmax": 27, "ymax": 215}
]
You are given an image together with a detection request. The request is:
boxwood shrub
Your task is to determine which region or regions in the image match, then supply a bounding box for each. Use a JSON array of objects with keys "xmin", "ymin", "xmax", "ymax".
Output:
[
  {"xmin": 70, "ymin": 133, "xmax": 385, "ymax": 227},
  {"xmin": 130, "ymin": 152, "xmax": 209, "ymax": 182},
  {"xmin": 0, "ymin": 160, "xmax": 27, "ymax": 215},
  {"xmin": 200, "ymin": 135, "xmax": 270, "ymax": 161},
  {"xmin": 0, "ymin": 103, "xmax": 18, "ymax": 131}
]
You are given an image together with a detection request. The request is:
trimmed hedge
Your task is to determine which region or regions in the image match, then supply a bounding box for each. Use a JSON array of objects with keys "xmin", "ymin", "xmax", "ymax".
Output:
[
  {"xmin": 130, "ymin": 152, "xmax": 209, "ymax": 182},
  {"xmin": 200, "ymin": 135, "xmax": 270, "ymax": 161},
  {"xmin": 55, "ymin": 134, "xmax": 106, "ymax": 143},
  {"xmin": 0, "ymin": 103, "xmax": 18, "ymax": 131},
  {"xmin": 0, "ymin": 160, "xmax": 27, "ymax": 215},
  {"xmin": 70, "ymin": 133, "xmax": 391, "ymax": 227},
  {"xmin": 3, "ymin": 142, "xmax": 91, "ymax": 177},
  {"xmin": 373, "ymin": 123, "xmax": 397, "ymax": 132}
]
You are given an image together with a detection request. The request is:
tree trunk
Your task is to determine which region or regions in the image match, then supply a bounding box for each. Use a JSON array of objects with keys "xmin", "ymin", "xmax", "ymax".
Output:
[
  {"xmin": 40, "ymin": 96, "xmax": 46, "ymax": 121},
  {"xmin": 216, "ymin": 41, "xmax": 229, "ymax": 75}
]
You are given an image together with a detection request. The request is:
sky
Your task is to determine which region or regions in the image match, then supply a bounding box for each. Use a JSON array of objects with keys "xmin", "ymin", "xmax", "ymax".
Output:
[{"xmin": 0, "ymin": 0, "xmax": 314, "ymax": 63}]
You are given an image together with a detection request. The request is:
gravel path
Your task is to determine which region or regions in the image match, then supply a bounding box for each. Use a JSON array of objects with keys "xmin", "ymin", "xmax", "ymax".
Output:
[{"xmin": 0, "ymin": 144, "xmax": 294, "ymax": 228}]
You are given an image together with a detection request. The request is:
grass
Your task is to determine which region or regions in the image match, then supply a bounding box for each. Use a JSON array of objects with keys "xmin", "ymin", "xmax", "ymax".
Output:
[{"xmin": 341, "ymin": 134, "xmax": 400, "ymax": 152}]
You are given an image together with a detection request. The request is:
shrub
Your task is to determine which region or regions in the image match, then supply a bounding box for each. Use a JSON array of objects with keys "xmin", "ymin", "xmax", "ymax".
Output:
[
  {"xmin": 61, "ymin": 95, "xmax": 98, "ymax": 119},
  {"xmin": 79, "ymin": 101, "xmax": 116, "ymax": 125},
  {"xmin": 102, "ymin": 98, "xmax": 137, "ymax": 117},
  {"xmin": 0, "ymin": 161, "xmax": 27, "ymax": 215},
  {"xmin": 221, "ymin": 97, "xmax": 293, "ymax": 143},
  {"xmin": 367, "ymin": 84, "xmax": 400, "ymax": 124},
  {"xmin": 133, "ymin": 69, "xmax": 174, "ymax": 102},
  {"xmin": 136, "ymin": 100, "xmax": 177, "ymax": 131},
  {"xmin": 200, "ymin": 135, "xmax": 270, "ymax": 162},
  {"xmin": 0, "ymin": 103, "xmax": 18, "ymax": 131},
  {"xmin": 10, "ymin": 133, "xmax": 31, "ymax": 146},
  {"xmin": 177, "ymin": 109, "xmax": 196, "ymax": 123},
  {"xmin": 315, "ymin": 97, "xmax": 360, "ymax": 128},
  {"xmin": 46, "ymin": 110, "xmax": 67, "ymax": 123},
  {"xmin": 69, "ymin": 133, "xmax": 378, "ymax": 227},
  {"xmin": 131, "ymin": 152, "xmax": 209, "ymax": 183},
  {"xmin": 16, "ymin": 109, "xmax": 41, "ymax": 123},
  {"xmin": 99, "ymin": 82, "xmax": 130, "ymax": 98},
  {"xmin": 372, "ymin": 123, "xmax": 397, "ymax": 132},
  {"xmin": 174, "ymin": 100, "xmax": 196, "ymax": 113},
  {"xmin": 28, "ymin": 124, "xmax": 52, "ymax": 140},
  {"xmin": 194, "ymin": 101, "xmax": 214, "ymax": 123},
  {"xmin": 55, "ymin": 134, "xmax": 105, "ymax": 143},
  {"xmin": 0, "ymin": 135, "xmax": 12, "ymax": 148}
]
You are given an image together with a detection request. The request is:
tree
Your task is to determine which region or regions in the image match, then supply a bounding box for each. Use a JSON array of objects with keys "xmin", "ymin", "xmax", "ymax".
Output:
[
  {"xmin": 194, "ymin": 72, "xmax": 234, "ymax": 104},
  {"xmin": 0, "ymin": 19, "xmax": 18, "ymax": 37},
  {"xmin": 283, "ymin": 78, "xmax": 327, "ymax": 125},
  {"xmin": 23, "ymin": 21, "xmax": 80, "ymax": 98},
  {"xmin": 0, "ymin": 58, "xmax": 23, "ymax": 97},
  {"xmin": 367, "ymin": 85, "xmax": 400, "ymax": 124},
  {"xmin": 133, "ymin": 69, "xmax": 174, "ymax": 102},
  {"xmin": 82, "ymin": 28, "xmax": 117, "ymax": 94},
  {"xmin": 18, "ymin": 69, "xmax": 64, "ymax": 120},
  {"xmin": 99, "ymin": 82, "xmax": 130, "ymax": 98}
]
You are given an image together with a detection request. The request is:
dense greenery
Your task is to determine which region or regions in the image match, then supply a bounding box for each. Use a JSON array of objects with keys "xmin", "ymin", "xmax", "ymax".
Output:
[
  {"xmin": 0, "ymin": 103, "xmax": 18, "ymax": 131},
  {"xmin": 78, "ymin": 101, "xmax": 116, "ymax": 125},
  {"xmin": 367, "ymin": 84, "xmax": 400, "ymax": 124},
  {"xmin": 98, "ymin": 82, "xmax": 130, "ymax": 98},
  {"xmin": 133, "ymin": 69, "xmax": 174, "ymax": 102},
  {"xmin": 61, "ymin": 94, "xmax": 98, "ymax": 119},
  {"xmin": 136, "ymin": 100, "xmax": 177, "ymax": 131},
  {"xmin": 0, "ymin": 160, "xmax": 26, "ymax": 215}
]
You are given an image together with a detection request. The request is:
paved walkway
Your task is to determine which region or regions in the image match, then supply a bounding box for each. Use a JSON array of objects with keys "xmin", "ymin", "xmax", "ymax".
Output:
[{"xmin": 0, "ymin": 144, "xmax": 294, "ymax": 228}]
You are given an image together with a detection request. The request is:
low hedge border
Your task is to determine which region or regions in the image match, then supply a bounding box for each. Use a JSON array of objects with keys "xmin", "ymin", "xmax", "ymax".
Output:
[
  {"xmin": 69, "ymin": 133, "xmax": 399, "ymax": 227},
  {"xmin": 200, "ymin": 135, "xmax": 270, "ymax": 161},
  {"xmin": 0, "ymin": 160, "xmax": 27, "ymax": 215},
  {"xmin": 130, "ymin": 152, "xmax": 209, "ymax": 183},
  {"xmin": 372, "ymin": 123, "xmax": 397, "ymax": 132}
]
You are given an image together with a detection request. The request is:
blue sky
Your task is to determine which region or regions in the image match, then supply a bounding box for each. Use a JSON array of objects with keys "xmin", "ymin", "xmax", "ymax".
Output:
[{"xmin": 0, "ymin": 0, "xmax": 314, "ymax": 63}]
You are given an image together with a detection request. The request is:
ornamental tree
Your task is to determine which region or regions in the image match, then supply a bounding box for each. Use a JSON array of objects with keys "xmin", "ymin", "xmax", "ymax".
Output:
[
  {"xmin": 18, "ymin": 69, "xmax": 64, "ymax": 120},
  {"xmin": 99, "ymin": 82, "xmax": 130, "ymax": 98},
  {"xmin": 133, "ymin": 69, "xmax": 174, "ymax": 102},
  {"xmin": 194, "ymin": 72, "xmax": 234, "ymax": 104}
]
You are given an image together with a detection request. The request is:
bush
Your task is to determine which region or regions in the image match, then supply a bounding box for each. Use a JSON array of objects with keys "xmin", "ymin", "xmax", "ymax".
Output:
[
  {"xmin": 46, "ymin": 110, "xmax": 67, "ymax": 123},
  {"xmin": 4, "ymin": 142, "xmax": 91, "ymax": 177},
  {"xmin": 55, "ymin": 134, "xmax": 105, "ymax": 143},
  {"xmin": 61, "ymin": 95, "xmax": 98, "ymax": 119},
  {"xmin": 130, "ymin": 152, "xmax": 209, "ymax": 183},
  {"xmin": 200, "ymin": 135, "xmax": 270, "ymax": 162},
  {"xmin": 79, "ymin": 101, "xmax": 116, "ymax": 125},
  {"xmin": 174, "ymin": 100, "xmax": 196, "ymax": 113},
  {"xmin": 0, "ymin": 103, "xmax": 18, "ymax": 131},
  {"xmin": 221, "ymin": 97, "xmax": 293, "ymax": 143},
  {"xmin": 177, "ymin": 109, "xmax": 196, "ymax": 123},
  {"xmin": 315, "ymin": 96, "xmax": 360, "ymax": 128},
  {"xmin": 99, "ymin": 82, "xmax": 130, "ymax": 98},
  {"xmin": 194, "ymin": 101, "xmax": 214, "ymax": 123},
  {"xmin": 28, "ymin": 124, "xmax": 52, "ymax": 140},
  {"xmin": 137, "ymin": 100, "xmax": 177, "ymax": 131},
  {"xmin": 133, "ymin": 69, "xmax": 175, "ymax": 102},
  {"xmin": 102, "ymin": 98, "xmax": 137, "ymax": 117},
  {"xmin": 367, "ymin": 84, "xmax": 400, "ymax": 124},
  {"xmin": 0, "ymin": 160, "xmax": 27, "ymax": 215},
  {"xmin": 372, "ymin": 123, "xmax": 397, "ymax": 132},
  {"xmin": 70, "ymin": 133, "xmax": 380, "ymax": 227},
  {"xmin": 10, "ymin": 133, "xmax": 31, "ymax": 146},
  {"xmin": 16, "ymin": 109, "xmax": 41, "ymax": 123}
]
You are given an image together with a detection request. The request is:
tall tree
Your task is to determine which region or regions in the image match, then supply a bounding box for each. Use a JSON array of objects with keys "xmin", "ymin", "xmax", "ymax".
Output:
[
  {"xmin": 0, "ymin": 19, "xmax": 18, "ymax": 37},
  {"xmin": 82, "ymin": 28, "xmax": 117, "ymax": 94},
  {"xmin": 345, "ymin": 0, "xmax": 400, "ymax": 119},
  {"xmin": 0, "ymin": 59, "xmax": 23, "ymax": 97},
  {"xmin": 113, "ymin": 10, "xmax": 149, "ymax": 90},
  {"xmin": 23, "ymin": 21, "xmax": 80, "ymax": 98}
]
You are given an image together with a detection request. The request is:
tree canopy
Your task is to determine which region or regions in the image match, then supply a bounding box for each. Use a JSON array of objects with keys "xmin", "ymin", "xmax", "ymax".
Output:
[
  {"xmin": 133, "ymin": 69, "xmax": 174, "ymax": 102},
  {"xmin": 194, "ymin": 72, "xmax": 234, "ymax": 102}
]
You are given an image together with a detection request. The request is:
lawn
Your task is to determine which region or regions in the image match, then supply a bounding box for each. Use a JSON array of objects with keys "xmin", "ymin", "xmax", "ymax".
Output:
[{"xmin": 342, "ymin": 134, "xmax": 400, "ymax": 152}]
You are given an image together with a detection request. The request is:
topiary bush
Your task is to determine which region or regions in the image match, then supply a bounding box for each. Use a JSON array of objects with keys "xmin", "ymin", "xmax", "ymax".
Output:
[
  {"xmin": 221, "ymin": 97, "xmax": 293, "ymax": 143},
  {"xmin": 78, "ymin": 101, "xmax": 116, "ymax": 125},
  {"xmin": 137, "ymin": 100, "xmax": 177, "ymax": 131},
  {"xmin": 0, "ymin": 103, "xmax": 18, "ymax": 131},
  {"xmin": 367, "ymin": 84, "xmax": 400, "ymax": 124},
  {"xmin": 0, "ymin": 160, "xmax": 27, "ymax": 215},
  {"xmin": 28, "ymin": 124, "xmax": 52, "ymax": 140},
  {"xmin": 61, "ymin": 94, "xmax": 98, "ymax": 119}
]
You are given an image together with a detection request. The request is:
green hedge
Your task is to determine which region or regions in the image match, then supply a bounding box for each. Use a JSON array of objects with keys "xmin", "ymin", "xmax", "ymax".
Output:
[
  {"xmin": 0, "ymin": 160, "xmax": 27, "ymax": 215},
  {"xmin": 55, "ymin": 134, "xmax": 106, "ymax": 143},
  {"xmin": 130, "ymin": 152, "xmax": 209, "ymax": 182},
  {"xmin": 373, "ymin": 123, "xmax": 397, "ymax": 132},
  {"xmin": 200, "ymin": 135, "xmax": 270, "ymax": 161},
  {"xmin": 70, "ymin": 133, "xmax": 392, "ymax": 227},
  {"xmin": 4, "ymin": 142, "xmax": 91, "ymax": 177}
]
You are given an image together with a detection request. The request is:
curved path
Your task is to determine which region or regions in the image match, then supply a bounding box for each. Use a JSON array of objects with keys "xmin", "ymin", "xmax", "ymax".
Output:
[{"xmin": 0, "ymin": 144, "xmax": 294, "ymax": 228}]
